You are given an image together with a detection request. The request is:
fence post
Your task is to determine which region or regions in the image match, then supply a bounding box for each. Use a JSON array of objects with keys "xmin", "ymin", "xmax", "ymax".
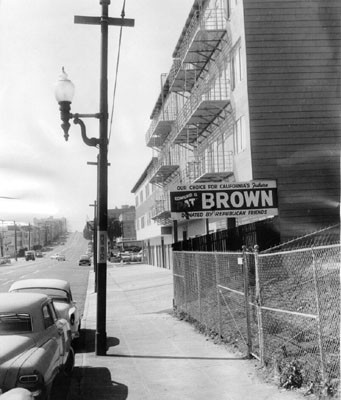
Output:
[
  {"xmin": 312, "ymin": 249, "xmax": 326, "ymax": 381},
  {"xmin": 254, "ymin": 245, "xmax": 265, "ymax": 366},
  {"xmin": 242, "ymin": 245, "xmax": 252, "ymax": 358},
  {"xmin": 196, "ymin": 253, "xmax": 202, "ymax": 322},
  {"xmin": 215, "ymin": 253, "xmax": 222, "ymax": 339},
  {"xmin": 183, "ymin": 253, "xmax": 188, "ymax": 313}
]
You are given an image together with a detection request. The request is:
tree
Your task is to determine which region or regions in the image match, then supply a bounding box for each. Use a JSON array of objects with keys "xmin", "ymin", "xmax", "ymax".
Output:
[
  {"xmin": 107, "ymin": 217, "xmax": 122, "ymax": 248},
  {"xmin": 83, "ymin": 222, "xmax": 93, "ymax": 241}
]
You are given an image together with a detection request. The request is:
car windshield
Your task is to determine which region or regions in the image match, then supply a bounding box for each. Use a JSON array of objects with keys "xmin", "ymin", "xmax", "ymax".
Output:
[
  {"xmin": 0, "ymin": 313, "xmax": 32, "ymax": 333},
  {"xmin": 14, "ymin": 288, "xmax": 69, "ymax": 303}
]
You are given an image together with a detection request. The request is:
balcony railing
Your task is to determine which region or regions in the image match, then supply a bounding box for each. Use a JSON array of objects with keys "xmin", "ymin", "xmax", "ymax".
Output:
[
  {"xmin": 151, "ymin": 191, "xmax": 172, "ymax": 225},
  {"xmin": 168, "ymin": 59, "xmax": 198, "ymax": 93},
  {"xmin": 149, "ymin": 152, "xmax": 180, "ymax": 186},
  {"xmin": 172, "ymin": 73, "xmax": 231, "ymax": 145},
  {"xmin": 145, "ymin": 93, "xmax": 179, "ymax": 148},
  {"xmin": 193, "ymin": 151, "xmax": 234, "ymax": 183},
  {"xmin": 176, "ymin": 7, "xmax": 226, "ymax": 67}
]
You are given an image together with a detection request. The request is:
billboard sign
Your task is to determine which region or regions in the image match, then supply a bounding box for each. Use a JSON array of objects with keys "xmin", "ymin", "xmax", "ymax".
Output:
[{"xmin": 170, "ymin": 180, "xmax": 278, "ymax": 220}]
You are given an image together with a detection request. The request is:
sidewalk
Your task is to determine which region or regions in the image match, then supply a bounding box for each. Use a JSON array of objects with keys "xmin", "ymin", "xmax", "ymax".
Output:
[{"xmin": 68, "ymin": 263, "xmax": 308, "ymax": 400}]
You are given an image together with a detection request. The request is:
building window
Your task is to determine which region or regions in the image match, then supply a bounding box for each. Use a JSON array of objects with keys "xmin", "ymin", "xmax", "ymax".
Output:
[
  {"xmin": 135, "ymin": 196, "xmax": 139, "ymax": 207},
  {"xmin": 141, "ymin": 216, "xmax": 145, "ymax": 229},
  {"xmin": 139, "ymin": 191, "xmax": 144, "ymax": 204},
  {"xmin": 42, "ymin": 305, "xmax": 54, "ymax": 329},
  {"xmin": 226, "ymin": 0, "xmax": 231, "ymax": 19},
  {"xmin": 145, "ymin": 183, "xmax": 150, "ymax": 198},
  {"xmin": 233, "ymin": 116, "xmax": 246, "ymax": 153},
  {"xmin": 231, "ymin": 43, "xmax": 243, "ymax": 90}
]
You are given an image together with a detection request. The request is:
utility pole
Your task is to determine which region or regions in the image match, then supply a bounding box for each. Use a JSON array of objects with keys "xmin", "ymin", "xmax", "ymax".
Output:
[
  {"xmin": 28, "ymin": 223, "xmax": 31, "ymax": 250},
  {"xmin": 74, "ymin": 1, "xmax": 134, "ymax": 355},
  {"xmin": 0, "ymin": 220, "xmax": 3, "ymax": 257},
  {"xmin": 14, "ymin": 221, "xmax": 17, "ymax": 261},
  {"xmin": 89, "ymin": 201, "xmax": 98, "ymax": 292}
]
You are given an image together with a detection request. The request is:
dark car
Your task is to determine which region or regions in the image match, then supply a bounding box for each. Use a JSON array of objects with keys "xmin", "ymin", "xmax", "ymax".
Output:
[
  {"xmin": 78, "ymin": 255, "xmax": 91, "ymax": 266},
  {"xmin": 25, "ymin": 251, "xmax": 35, "ymax": 261}
]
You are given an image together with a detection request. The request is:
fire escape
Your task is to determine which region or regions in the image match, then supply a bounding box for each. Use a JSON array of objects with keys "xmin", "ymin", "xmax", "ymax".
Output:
[{"xmin": 146, "ymin": 1, "xmax": 231, "ymax": 225}]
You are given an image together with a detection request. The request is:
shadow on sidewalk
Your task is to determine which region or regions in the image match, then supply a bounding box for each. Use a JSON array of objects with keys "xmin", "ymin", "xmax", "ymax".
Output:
[
  {"xmin": 67, "ymin": 367, "xmax": 128, "ymax": 400},
  {"xmin": 74, "ymin": 329, "xmax": 120, "ymax": 353}
]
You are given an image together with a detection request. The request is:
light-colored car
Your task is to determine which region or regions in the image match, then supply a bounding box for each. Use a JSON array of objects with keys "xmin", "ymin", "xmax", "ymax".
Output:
[
  {"xmin": 0, "ymin": 292, "xmax": 74, "ymax": 399},
  {"xmin": 0, "ymin": 388, "xmax": 34, "ymax": 399},
  {"xmin": 121, "ymin": 251, "xmax": 132, "ymax": 263},
  {"xmin": 136, "ymin": 250, "xmax": 143, "ymax": 262},
  {"xmin": 0, "ymin": 257, "xmax": 11, "ymax": 265},
  {"xmin": 50, "ymin": 253, "xmax": 66, "ymax": 261},
  {"xmin": 9, "ymin": 279, "xmax": 81, "ymax": 340}
]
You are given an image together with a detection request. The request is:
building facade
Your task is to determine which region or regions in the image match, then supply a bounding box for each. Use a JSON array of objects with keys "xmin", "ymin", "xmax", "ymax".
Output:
[
  {"xmin": 132, "ymin": 0, "xmax": 340, "ymax": 268},
  {"xmin": 132, "ymin": 159, "xmax": 174, "ymax": 268}
]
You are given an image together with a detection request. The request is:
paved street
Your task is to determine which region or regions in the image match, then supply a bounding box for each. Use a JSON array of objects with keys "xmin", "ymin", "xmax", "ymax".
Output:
[{"xmin": 0, "ymin": 232, "xmax": 90, "ymax": 315}]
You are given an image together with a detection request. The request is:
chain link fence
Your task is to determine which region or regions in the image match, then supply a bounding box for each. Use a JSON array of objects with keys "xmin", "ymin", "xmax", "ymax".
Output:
[{"xmin": 173, "ymin": 242, "xmax": 340, "ymax": 396}]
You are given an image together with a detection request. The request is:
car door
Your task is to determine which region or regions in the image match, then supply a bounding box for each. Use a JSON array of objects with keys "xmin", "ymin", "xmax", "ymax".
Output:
[{"xmin": 41, "ymin": 303, "xmax": 64, "ymax": 376}]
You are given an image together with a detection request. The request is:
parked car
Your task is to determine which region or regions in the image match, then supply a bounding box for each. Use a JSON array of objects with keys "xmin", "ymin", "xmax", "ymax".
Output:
[
  {"xmin": 0, "ymin": 292, "xmax": 74, "ymax": 399},
  {"xmin": 136, "ymin": 250, "xmax": 143, "ymax": 262},
  {"xmin": 121, "ymin": 251, "xmax": 132, "ymax": 263},
  {"xmin": 109, "ymin": 253, "xmax": 121, "ymax": 262},
  {"xmin": 35, "ymin": 251, "xmax": 43, "ymax": 258},
  {"xmin": 0, "ymin": 388, "xmax": 33, "ymax": 399},
  {"xmin": 9, "ymin": 279, "xmax": 81, "ymax": 340},
  {"xmin": 0, "ymin": 257, "xmax": 11, "ymax": 265},
  {"xmin": 78, "ymin": 255, "xmax": 91, "ymax": 266},
  {"xmin": 25, "ymin": 251, "xmax": 35, "ymax": 261},
  {"xmin": 50, "ymin": 253, "xmax": 65, "ymax": 261}
]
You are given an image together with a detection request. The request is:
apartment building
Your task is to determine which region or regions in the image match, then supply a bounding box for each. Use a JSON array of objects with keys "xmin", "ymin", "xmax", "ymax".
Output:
[
  {"xmin": 132, "ymin": 0, "xmax": 340, "ymax": 265},
  {"xmin": 132, "ymin": 159, "xmax": 173, "ymax": 268}
]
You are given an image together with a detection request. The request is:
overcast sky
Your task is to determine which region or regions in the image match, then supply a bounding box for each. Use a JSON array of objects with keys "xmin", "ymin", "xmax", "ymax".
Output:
[{"xmin": 0, "ymin": 0, "xmax": 193, "ymax": 230}]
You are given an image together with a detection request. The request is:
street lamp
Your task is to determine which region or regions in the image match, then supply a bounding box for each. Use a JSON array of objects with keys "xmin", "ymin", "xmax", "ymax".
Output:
[
  {"xmin": 54, "ymin": 68, "xmax": 100, "ymax": 146},
  {"xmin": 54, "ymin": 68, "xmax": 75, "ymax": 141},
  {"xmin": 54, "ymin": 66, "xmax": 106, "ymax": 355}
]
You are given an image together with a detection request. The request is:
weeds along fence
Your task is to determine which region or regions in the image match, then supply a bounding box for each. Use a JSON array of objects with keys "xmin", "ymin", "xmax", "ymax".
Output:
[{"xmin": 173, "ymin": 244, "xmax": 340, "ymax": 393}]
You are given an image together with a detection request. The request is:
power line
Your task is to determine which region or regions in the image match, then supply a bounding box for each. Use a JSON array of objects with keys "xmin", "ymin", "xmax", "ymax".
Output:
[{"xmin": 108, "ymin": 0, "xmax": 126, "ymax": 145}]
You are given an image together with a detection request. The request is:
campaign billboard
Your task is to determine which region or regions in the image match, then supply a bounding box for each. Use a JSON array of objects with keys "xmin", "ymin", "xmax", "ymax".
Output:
[{"xmin": 170, "ymin": 180, "xmax": 278, "ymax": 220}]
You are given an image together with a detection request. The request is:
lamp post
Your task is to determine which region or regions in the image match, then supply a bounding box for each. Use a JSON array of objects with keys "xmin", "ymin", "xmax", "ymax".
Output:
[{"xmin": 54, "ymin": 1, "xmax": 134, "ymax": 356}]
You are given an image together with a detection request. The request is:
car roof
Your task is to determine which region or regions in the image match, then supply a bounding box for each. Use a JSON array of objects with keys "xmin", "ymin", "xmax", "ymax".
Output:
[
  {"xmin": 80, "ymin": 255, "xmax": 90, "ymax": 259},
  {"xmin": 9, "ymin": 279, "xmax": 71, "ymax": 292},
  {"xmin": 0, "ymin": 292, "xmax": 49, "ymax": 312}
]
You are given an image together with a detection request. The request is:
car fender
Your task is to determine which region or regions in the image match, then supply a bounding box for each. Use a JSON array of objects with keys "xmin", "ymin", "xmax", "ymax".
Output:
[
  {"xmin": 17, "ymin": 342, "xmax": 61, "ymax": 390},
  {"xmin": 1, "ymin": 340, "xmax": 59, "ymax": 393}
]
